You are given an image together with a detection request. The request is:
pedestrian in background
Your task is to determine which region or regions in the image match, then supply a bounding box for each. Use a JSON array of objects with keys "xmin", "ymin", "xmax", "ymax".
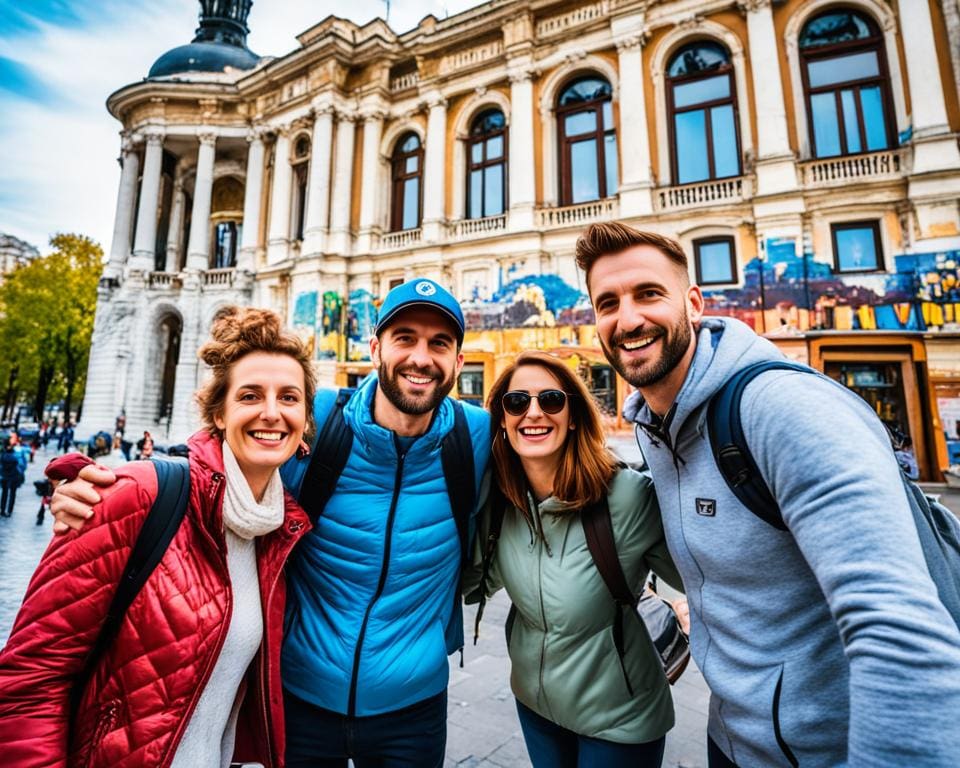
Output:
[
  {"xmin": 0, "ymin": 437, "xmax": 24, "ymax": 517},
  {"xmin": 467, "ymin": 351, "xmax": 684, "ymax": 768}
]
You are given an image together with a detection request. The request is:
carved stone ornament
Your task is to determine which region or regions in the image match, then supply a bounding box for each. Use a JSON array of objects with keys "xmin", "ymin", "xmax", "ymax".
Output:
[
  {"xmin": 615, "ymin": 31, "xmax": 649, "ymax": 54},
  {"xmin": 673, "ymin": 13, "xmax": 705, "ymax": 31},
  {"xmin": 197, "ymin": 130, "xmax": 218, "ymax": 145},
  {"xmin": 736, "ymin": 0, "xmax": 772, "ymax": 14}
]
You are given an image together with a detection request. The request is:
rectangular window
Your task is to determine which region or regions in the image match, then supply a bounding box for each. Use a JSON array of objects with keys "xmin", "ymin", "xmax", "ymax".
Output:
[
  {"xmin": 841, "ymin": 89, "xmax": 862, "ymax": 154},
  {"xmin": 406, "ymin": 155, "xmax": 419, "ymax": 173},
  {"xmin": 570, "ymin": 138, "xmax": 600, "ymax": 203},
  {"xmin": 810, "ymin": 92, "xmax": 841, "ymax": 158},
  {"xmin": 604, "ymin": 134, "xmax": 618, "ymax": 196},
  {"xmin": 458, "ymin": 365, "xmax": 485, "ymax": 405},
  {"xmin": 831, "ymin": 221, "xmax": 882, "ymax": 273},
  {"xmin": 469, "ymin": 170, "xmax": 483, "ymax": 219},
  {"xmin": 675, "ymin": 110, "xmax": 709, "ymax": 183},
  {"xmin": 694, "ymin": 237, "xmax": 737, "ymax": 285},
  {"xmin": 673, "ymin": 75, "xmax": 730, "ymax": 108},
  {"xmin": 486, "ymin": 135, "xmax": 503, "ymax": 159},
  {"xmin": 807, "ymin": 51, "xmax": 879, "ymax": 88},
  {"xmin": 401, "ymin": 178, "xmax": 419, "ymax": 230},
  {"xmin": 484, "ymin": 164, "xmax": 504, "ymax": 216},
  {"xmin": 860, "ymin": 86, "xmax": 888, "ymax": 150},
  {"xmin": 565, "ymin": 110, "xmax": 597, "ymax": 136},
  {"xmin": 710, "ymin": 104, "xmax": 740, "ymax": 178}
]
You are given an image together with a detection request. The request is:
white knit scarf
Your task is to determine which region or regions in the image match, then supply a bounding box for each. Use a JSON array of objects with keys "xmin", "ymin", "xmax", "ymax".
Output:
[{"xmin": 220, "ymin": 441, "xmax": 285, "ymax": 540}]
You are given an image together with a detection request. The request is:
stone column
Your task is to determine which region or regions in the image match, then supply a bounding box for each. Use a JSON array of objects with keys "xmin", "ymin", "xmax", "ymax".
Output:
[
  {"xmin": 302, "ymin": 104, "xmax": 335, "ymax": 257},
  {"xmin": 422, "ymin": 94, "xmax": 447, "ymax": 242},
  {"xmin": 130, "ymin": 129, "xmax": 164, "ymax": 272},
  {"xmin": 508, "ymin": 68, "xmax": 537, "ymax": 230},
  {"xmin": 615, "ymin": 33, "xmax": 653, "ymax": 217},
  {"xmin": 238, "ymin": 129, "xmax": 265, "ymax": 272},
  {"xmin": 106, "ymin": 135, "xmax": 141, "ymax": 278},
  {"xmin": 357, "ymin": 109, "xmax": 385, "ymax": 252},
  {"xmin": 328, "ymin": 114, "xmax": 355, "ymax": 256},
  {"xmin": 185, "ymin": 131, "xmax": 217, "ymax": 271},
  {"xmin": 267, "ymin": 128, "xmax": 292, "ymax": 264},
  {"xmin": 740, "ymin": 0, "xmax": 796, "ymax": 195},
  {"xmin": 164, "ymin": 176, "xmax": 185, "ymax": 272}
]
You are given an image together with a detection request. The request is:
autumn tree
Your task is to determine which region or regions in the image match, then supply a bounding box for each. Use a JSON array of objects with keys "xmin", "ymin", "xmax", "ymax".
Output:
[{"xmin": 0, "ymin": 234, "xmax": 102, "ymax": 421}]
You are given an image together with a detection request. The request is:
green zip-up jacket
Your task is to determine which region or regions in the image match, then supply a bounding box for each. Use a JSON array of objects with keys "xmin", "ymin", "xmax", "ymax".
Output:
[{"xmin": 465, "ymin": 467, "xmax": 683, "ymax": 744}]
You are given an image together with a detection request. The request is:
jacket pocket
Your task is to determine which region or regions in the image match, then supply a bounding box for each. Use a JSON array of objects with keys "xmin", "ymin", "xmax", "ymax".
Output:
[
  {"xmin": 772, "ymin": 669, "xmax": 799, "ymax": 767},
  {"xmin": 84, "ymin": 699, "xmax": 120, "ymax": 768}
]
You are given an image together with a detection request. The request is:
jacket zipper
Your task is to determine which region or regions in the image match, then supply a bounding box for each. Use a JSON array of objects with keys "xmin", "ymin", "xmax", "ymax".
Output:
[
  {"xmin": 534, "ymin": 503, "xmax": 551, "ymax": 718},
  {"xmin": 162, "ymin": 472, "xmax": 233, "ymax": 767},
  {"xmin": 347, "ymin": 439, "xmax": 406, "ymax": 717},
  {"xmin": 84, "ymin": 700, "xmax": 119, "ymax": 768}
]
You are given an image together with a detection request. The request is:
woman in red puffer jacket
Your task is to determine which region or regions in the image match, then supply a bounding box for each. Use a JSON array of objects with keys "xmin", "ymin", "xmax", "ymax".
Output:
[{"xmin": 0, "ymin": 307, "xmax": 315, "ymax": 768}]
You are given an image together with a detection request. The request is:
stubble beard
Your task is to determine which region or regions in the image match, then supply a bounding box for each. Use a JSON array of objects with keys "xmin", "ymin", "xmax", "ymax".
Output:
[
  {"xmin": 378, "ymin": 361, "xmax": 455, "ymax": 416},
  {"xmin": 600, "ymin": 308, "xmax": 692, "ymax": 390}
]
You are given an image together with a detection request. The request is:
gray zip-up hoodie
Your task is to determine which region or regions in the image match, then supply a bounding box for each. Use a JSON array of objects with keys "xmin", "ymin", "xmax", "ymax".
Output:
[{"xmin": 624, "ymin": 317, "xmax": 960, "ymax": 767}]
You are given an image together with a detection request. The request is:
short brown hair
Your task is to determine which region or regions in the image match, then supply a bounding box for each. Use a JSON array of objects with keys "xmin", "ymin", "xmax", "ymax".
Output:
[
  {"xmin": 575, "ymin": 222, "xmax": 688, "ymax": 283},
  {"xmin": 195, "ymin": 306, "xmax": 317, "ymax": 439},
  {"xmin": 486, "ymin": 351, "xmax": 619, "ymax": 516}
]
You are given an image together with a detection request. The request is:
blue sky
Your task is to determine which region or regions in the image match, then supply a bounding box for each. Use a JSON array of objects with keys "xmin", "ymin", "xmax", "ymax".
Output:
[{"xmin": 0, "ymin": 0, "xmax": 480, "ymax": 255}]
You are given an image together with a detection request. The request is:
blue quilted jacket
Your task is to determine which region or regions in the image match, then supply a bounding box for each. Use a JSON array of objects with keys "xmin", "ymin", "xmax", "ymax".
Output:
[{"xmin": 280, "ymin": 375, "xmax": 490, "ymax": 716}]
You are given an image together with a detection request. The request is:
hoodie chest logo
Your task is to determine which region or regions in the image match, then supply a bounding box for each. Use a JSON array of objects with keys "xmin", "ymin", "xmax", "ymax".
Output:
[{"xmin": 695, "ymin": 498, "xmax": 716, "ymax": 517}]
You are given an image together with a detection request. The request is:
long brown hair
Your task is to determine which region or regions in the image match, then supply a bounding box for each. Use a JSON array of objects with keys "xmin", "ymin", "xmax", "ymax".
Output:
[{"xmin": 486, "ymin": 351, "xmax": 619, "ymax": 515}]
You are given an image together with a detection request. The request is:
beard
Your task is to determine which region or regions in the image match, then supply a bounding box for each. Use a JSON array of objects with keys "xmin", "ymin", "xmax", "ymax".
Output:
[
  {"xmin": 377, "ymin": 360, "xmax": 456, "ymax": 415},
  {"xmin": 599, "ymin": 308, "xmax": 693, "ymax": 389}
]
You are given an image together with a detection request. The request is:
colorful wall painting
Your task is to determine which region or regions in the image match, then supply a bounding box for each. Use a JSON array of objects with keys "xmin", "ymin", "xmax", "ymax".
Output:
[{"xmin": 291, "ymin": 291, "xmax": 318, "ymax": 358}]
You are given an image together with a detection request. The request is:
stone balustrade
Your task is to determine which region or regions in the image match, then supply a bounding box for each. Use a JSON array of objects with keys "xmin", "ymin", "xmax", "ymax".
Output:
[
  {"xmin": 439, "ymin": 41, "xmax": 504, "ymax": 75},
  {"xmin": 536, "ymin": 0, "xmax": 611, "ymax": 37},
  {"xmin": 449, "ymin": 214, "xmax": 507, "ymax": 240},
  {"xmin": 535, "ymin": 198, "xmax": 618, "ymax": 228},
  {"xmin": 202, "ymin": 267, "xmax": 236, "ymax": 287},
  {"xmin": 655, "ymin": 176, "xmax": 750, "ymax": 212},
  {"xmin": 379, "ymin": 228, "xmax": 422, "ymax": 250},
  {"xmin": 389, "ymin": 72, "xmax": 419, "ymax": 93},
  {"xmin": 148, "ymin": 271, "xmax": 180, "ymax": 289},
  {"xmin": 799, "ymin": 149, "xmax": 907, "ymax": 188}
]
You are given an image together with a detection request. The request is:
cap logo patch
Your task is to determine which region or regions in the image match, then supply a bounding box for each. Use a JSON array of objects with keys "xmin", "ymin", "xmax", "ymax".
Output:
[{"xmin": 416, "ymin": 281, "xmax": 437, "ymax": 296}]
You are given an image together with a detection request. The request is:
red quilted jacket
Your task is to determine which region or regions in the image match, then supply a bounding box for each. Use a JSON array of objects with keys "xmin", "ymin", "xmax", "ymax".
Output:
[{"xmin": 0, "ymin": 430, "xmax": 311, "ymax": 768}]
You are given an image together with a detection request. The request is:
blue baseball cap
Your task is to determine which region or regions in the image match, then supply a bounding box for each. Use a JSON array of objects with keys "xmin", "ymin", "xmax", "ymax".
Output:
[{"xmin": 375, "ymin": 278, "xmax": 465, "ymax": 343}]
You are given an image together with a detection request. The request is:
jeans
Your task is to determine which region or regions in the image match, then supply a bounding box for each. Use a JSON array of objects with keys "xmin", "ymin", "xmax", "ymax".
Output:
[
  {"xmin": 284, "ymin": 688, "xmax": 447, "ymax": 768},
  {"xmin": 0, "ymin": 481, "xmax": 17, "ymax": 516},
  {"xmin": 708, "ymin": 736, "xmax": 740, "ymax": 768},
  {"xmin": 515, "ymin": 699, "xmax": 666, "ymax": 768}
]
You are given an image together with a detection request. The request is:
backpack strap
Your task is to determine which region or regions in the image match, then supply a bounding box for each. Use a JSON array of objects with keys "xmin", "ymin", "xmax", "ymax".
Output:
[
  {"xmin": 473, "ymin": 482, "xmax": 506, "ymax": 645},
  {"xmin": 299, "ymin": 388, "xmax": 355, "ymax": 526},
  {"xmin": 71, "ymin": 457, "xmax": 191, "ymax": 715},
  {"xmin": 441, "ymin": 399, "xmax": 476, "ymax": 570},
  {"xmin": 581, "ymin": 495, "xmax": 638, "ymax": 695},
  {"xmin": 706, "ymin": 360, "xmax": 814, "ymax": 531}
]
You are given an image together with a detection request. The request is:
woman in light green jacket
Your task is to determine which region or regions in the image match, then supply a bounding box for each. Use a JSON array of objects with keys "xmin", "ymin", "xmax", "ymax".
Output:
[{"xmin": 466, "ymin": 350, "xmax": 684, "ymax": 768}]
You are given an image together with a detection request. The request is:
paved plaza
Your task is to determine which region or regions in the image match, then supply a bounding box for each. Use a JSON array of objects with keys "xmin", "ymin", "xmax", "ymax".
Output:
[{"xmin": 1, "ymin": 443, "xmax": 957, "ymax": 768}]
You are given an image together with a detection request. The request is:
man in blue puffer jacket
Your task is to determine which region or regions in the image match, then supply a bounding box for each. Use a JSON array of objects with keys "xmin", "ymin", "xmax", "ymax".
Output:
[{"xmin": 279, "ymin": 278, "xmax": 490, "ymax": 766}]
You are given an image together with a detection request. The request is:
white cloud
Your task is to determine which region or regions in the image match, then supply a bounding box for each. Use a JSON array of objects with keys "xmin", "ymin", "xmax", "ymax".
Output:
[{"xmin": 0, "ymin": 0, "xmax": 483, "ymax": 254}]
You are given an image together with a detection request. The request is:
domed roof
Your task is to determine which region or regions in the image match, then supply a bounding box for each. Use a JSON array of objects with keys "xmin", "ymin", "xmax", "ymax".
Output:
[
  {"xmin": 148, "ymin": 0, "xmax": 259, "ymax": 79},
  {"xmin": 148, "ymin": 40, "xmax": 259, "ymax": 78}
]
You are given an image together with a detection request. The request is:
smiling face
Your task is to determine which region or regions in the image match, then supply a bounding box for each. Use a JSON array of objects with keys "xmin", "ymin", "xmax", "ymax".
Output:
[
  {"xmin": 213, "ymin": 351, "xmax": 307, "ymax": 494},
  {"xmin": 501, "ymin": 364, "xmax": 572, "ymax": 467},
  {"xmin": 371, "ymin": 306, "xmax": 464, "ymax": 421},
  {"xmin": 588, "ymin": 245, "xmax": 703, "ymax": 412}
]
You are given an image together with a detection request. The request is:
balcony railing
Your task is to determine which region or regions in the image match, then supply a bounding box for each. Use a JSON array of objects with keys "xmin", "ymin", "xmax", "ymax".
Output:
[
  {"xmin": 535, "ymin": 198, "xmax": 618, "ymax": 228},
  {"xmin": 380, "ymin": 228, "xmax": 422, "ymax": 250},
  {"xmin": 655, "ymin": 176, "xmax": 750, "ymax": 212},
  {"xmin": 389, "ymin": 72, "xmax": 419, "ymax": 93},
  {"xmin": 203, "ymin": 268, "xmax": 235, "ymax": 287},
  {"xmin": 537, "ymin": 0, "xmax": 610, "ymax": 37},
  {"xmin": 449, "ymin": 214, "xmax": 507, "ymax": 240},
  {"xmin": 799, "ymin": 148, "xmax": 907, "ymax": 188},
  {"xmin": 148, "ymin": 271, "xmax": 180, "ymax": 289}
]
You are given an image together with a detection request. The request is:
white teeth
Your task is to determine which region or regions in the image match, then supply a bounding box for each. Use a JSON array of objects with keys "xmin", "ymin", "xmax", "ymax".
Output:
[
  {"xmin": 520, "ymin": 427, "xmax": 550, "ymax": 435},
  {"xmin": 404, "ymin": 375, "xmax": 432, "ymax": 384},
  {"xmin": 623, "ymin": 336, "xmax": 657, "ymax": 351},
  {"xmin": 252, "ymin": 431, "xmax": 283, "ymax": 441}
]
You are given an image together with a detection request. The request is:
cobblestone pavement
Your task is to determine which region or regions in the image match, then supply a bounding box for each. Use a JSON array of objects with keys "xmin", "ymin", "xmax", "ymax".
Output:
[{"xmin": 3, "ymin": 440, "xmax": 958, "ymax": 768}]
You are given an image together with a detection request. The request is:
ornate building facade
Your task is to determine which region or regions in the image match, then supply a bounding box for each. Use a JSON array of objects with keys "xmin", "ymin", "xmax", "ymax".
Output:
[
  {"xmin": 81, "ymin": 0, "xmax": 960, "ymax": 478},
  {"xmin": 0, "ymin": 234, "xmax": 39, "ymax": 282}
]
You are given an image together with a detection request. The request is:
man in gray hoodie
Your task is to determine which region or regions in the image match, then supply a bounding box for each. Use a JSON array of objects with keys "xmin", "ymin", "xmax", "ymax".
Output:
[{"xmin": 575, "ymin": 221, "xmax": 960, "ymax": 767}]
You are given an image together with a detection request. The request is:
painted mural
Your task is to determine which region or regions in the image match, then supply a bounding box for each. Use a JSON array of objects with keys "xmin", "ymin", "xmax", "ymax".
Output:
[{"xmin": 703, "ymin": 243, "xmax": 960, "ymax": 333}]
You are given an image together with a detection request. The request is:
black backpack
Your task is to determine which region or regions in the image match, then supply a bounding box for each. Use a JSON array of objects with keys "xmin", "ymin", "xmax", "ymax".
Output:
[
  {"xmin": 707, "ymin": 360, "xmax": 960, "ymax": 630},
  {"xmin": 298, "ymin": 388, "xmax": 477, "ymax": 573},
  {"xmin": 71, "ymin": 458, "xmax": 191, "ymax": 715}
]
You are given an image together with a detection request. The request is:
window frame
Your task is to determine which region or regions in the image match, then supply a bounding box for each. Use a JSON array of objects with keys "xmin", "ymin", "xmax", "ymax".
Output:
[
  {"xmin": 556, "ymin": 76, "xmax": 617, "ymax": 206},
  {"xmin": 390, "ymin": 133, "xmax": 424, "ymax": 232},
  {"xmin": 290, "ymin": 135, "xmax": 311, "ymax": 242},
  {"xmin": 799, "ymin": 12, "xmax": 896, "ymax": 158},
  {"xmin": 465, "ymin": 110, "xmax": 508, "ymax": 220},
  {"xmin": 693, "ymin": 236, "xmax": 738, "ymax": 286},
  {"xmin": 830, "ymin": 219, "xmax": 884, "ymax": 273},
  {"xmin": 666, "ymin": 43, "xmax": 742, "ymax": 185}
]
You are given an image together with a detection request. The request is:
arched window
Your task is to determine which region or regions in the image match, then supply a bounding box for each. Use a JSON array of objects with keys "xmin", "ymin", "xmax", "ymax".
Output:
[
  {"xmin": 290, "ymin": 135, "xmax": 310, "ymax": 241},
  {"xmin": 800, "ymin": 9, "xmax": 894, "ymax": 158},
  {"xmin": 391, "ymin": 133, "xmax": 423, "ymax": 231},
  {"xmin": 557, "ymin": 76, "xmax": 618, "ymax": 205},
  {"xmin": 467, "ymin": 109, "xmax": 507, "ymax": 219},
  {"xmin": 666, "ymin": 41, "xmax": 741, "ymax": 185}
]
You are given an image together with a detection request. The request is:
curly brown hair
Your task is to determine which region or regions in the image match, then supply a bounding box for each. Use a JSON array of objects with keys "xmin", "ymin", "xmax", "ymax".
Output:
[{"xmin": 195, "ymin": 306, "xmax": 317, "ymax": 439}]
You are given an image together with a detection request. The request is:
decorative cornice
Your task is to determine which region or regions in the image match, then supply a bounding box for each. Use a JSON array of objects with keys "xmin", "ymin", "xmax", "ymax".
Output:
[
  {"xmin": 142, "ymin": 128, "xmax": 165, "ymax": 145},
  {"xmin": 615, "ymin": 31, "xmax": 648, "ymax": 54},
  {"xmin": 197, "ymin": 130, "xmax": 218, "ymax": 145},
  {"xmin": 673, "ymin": 13, "xmax": 705, "ymax": 31}
]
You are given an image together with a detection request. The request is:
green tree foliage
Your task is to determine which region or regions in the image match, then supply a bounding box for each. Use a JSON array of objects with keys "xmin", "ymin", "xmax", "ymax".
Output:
[{"xmin": 0, "ymin": 234, "xmax": 102, "ymax": 421}]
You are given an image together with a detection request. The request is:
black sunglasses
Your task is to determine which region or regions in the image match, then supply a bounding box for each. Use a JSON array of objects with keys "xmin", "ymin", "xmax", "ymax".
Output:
[{"xmin": 502, "ymin": 390, "xmax": 573, "ymax": 416}]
